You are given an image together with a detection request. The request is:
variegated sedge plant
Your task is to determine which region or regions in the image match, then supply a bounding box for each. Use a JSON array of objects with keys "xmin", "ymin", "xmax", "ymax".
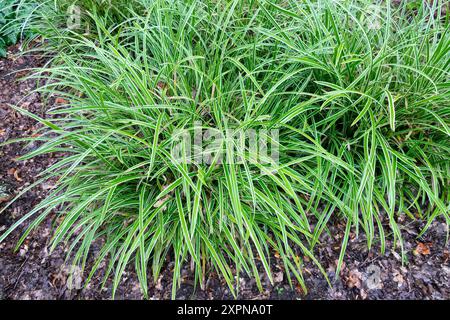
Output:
[{"xmin": 0, "ymin": 0, "xmax": 449, "ymax": 298}]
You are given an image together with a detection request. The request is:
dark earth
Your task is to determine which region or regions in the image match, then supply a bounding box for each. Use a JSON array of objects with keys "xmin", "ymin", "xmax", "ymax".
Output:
[{"xmin": 1, "ymin": 44, "xmax": 449, "ymax": 300}]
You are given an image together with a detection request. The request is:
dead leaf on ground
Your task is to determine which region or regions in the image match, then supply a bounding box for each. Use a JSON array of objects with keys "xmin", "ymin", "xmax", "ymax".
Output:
[
  {"xmin": 346, "ymin": 269, "xmax": 362, "ymax": 289},
  {"xmin": 295, "ymin": 283, "xmax": 306, "ymax": 295},
  {"xmin": 153, "ymin": 195, "xmax": 170, "ymax": 210},
  {"xmin": 414, "ymin": 242, "xmax": 432, "ymax": 256},
  {"xmin": 273, "ymin": 271, "xmax": 283, "ymax": 283},
  {"xmin": 51, "ymin": 271, "xmax": 67, "ymax": 288},
  {"xmin": 157, "ymin": 81, "xmax": 167, "ymax": 90},
  {"xmin": 7, "ymin": 168, "xmax": 23, "ymax": 182},
  {"xmin": 55, "ymin": 97, "xmax": 69, "ymax": 105},
  {"xmin": 392, "ymin": 270, "xmax": 405, "ymax": 287},
  {"xmin": 14, "ymin": 169, "xmax": 23, "ymax": 182}
]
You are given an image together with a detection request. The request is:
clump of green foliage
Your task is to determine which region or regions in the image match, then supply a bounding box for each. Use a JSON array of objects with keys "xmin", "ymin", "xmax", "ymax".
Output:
[
  {"xmin": 0, "ymin": 0, "xmax": 22, "ymax": 56},
  {"xmin": 1, "ymin": 0, "xmax": 449, "ymax": 298},
  {"xmin": 0, "ymin": 0, "xmax": 36, "ymax": 56}
]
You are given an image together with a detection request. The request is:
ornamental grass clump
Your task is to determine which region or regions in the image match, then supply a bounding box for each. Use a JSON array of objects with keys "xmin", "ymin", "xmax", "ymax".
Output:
[{"xmin": 1, "ymin": 0, "xmax": 449, "ymax": 298}]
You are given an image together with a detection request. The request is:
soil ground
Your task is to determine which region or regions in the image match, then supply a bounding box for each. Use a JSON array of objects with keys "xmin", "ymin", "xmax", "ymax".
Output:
[{"xmin": 1, "ymin": 45, "xmax": 449, "ymax": 300}]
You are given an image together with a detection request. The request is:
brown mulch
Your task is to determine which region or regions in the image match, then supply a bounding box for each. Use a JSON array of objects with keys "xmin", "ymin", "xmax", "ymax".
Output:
[{"xmin": 0, "ymin": 45, "xmax": 449, "ymax": 300}]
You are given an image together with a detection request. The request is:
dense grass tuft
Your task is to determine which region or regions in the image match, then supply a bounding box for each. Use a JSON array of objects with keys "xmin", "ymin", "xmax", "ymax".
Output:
[{"xmin": 1, "ymin": 0, "xmax": 449, "ymax": 298}]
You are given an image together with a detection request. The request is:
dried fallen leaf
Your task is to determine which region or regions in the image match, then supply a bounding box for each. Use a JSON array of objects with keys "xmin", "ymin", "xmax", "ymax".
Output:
[
  {"xmin": 392, "ymin": 270, "xmax": 405, "ymax": 287},
  {"xmin": 295, "ymin": 282, "xmax": 305, "ymax": 295},
  {"xmin": 20, "ymin": 101, "xmax": 31, "ymax": 108},
  {"xmin": 157, "ymin": 81, "xmax": 167, "ymax": 90},
  {"xmin": 414, "ymin": 242, "xmax": 431, "ymax": 256},
  {"xmin": 13, "ymin": 169, "xmax": 23, "ymax": 182},
  {"xmin": 154, "ymin": 195, "xmax": 170, "ymax": 210},
  {"xmin": 346, "ymin": 269, "xmax": 362, "ymax": 289},
  {"xmin": 55, "ymin": 97, "xmax": 69, "ymax": 105},
  {"xmin": 273, "ymin": 271, "xmax": 284, "ymax": 283},
  {"xmin": 51, "ymin": 271, "xmax": 67, "ymax": 288},
  {"xmin": 7, "ymin": 168, "xmax": 23, "ymax": 182}
]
